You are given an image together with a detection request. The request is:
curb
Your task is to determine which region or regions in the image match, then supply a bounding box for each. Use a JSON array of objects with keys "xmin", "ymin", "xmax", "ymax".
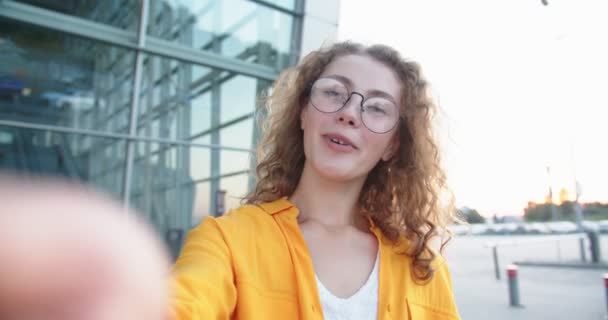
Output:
[{"xmin": 514, "ymin": 261, "xmax": 608, "ymax": 270}]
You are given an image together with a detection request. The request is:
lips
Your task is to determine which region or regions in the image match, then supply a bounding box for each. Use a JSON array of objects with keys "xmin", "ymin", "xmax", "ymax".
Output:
[{"xmin": 322, "ymin": 133, "xmax": 358, "ymax": 150}]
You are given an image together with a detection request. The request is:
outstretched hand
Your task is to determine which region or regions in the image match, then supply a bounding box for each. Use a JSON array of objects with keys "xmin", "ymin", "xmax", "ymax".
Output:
[{"xmin": 0, "ymin": 175, "xmax": 171, "ymax": 320}]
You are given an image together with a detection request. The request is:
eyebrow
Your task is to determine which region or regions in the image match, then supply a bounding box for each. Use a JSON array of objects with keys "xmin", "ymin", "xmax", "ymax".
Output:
[{"xmin": 324, "ymin": 74, "xmax": 398, "ymax": 104}]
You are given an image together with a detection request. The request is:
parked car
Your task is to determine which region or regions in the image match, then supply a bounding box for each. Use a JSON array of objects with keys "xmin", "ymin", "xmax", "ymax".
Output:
[
  {"xmin": 488, "ymin": 223, "xmax": 513, "ymax": 235},
  {"xmin": 449, "ymin": 224, "xmax": 470, "ymax": 236},
  {"xmin": 41, "ymin": 89, "xmax": 99, "ymax": 111},
  {"xmin": 581, "ymin": 220, "xmax": 600, "ymax": 233},
  {"xmin": 546, "ymin": 221, "xmax": 578, "ymax": 234},
  {"xmin": 598, "ymin": 220, "xmax": 608, "ymax": 234},
  {"xmin": 524, "ymin": 222, "xmax": 551, "ymax": 234}
]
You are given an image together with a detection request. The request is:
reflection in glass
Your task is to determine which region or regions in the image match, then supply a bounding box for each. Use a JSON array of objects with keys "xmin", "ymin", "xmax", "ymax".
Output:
[
  {"xmin": 219, "ymin": 119, "xmax": 255, "ymax": 175},
  {"xmin": 147, "ymin": 0, "xmax": 294, "ymax": 69},
  {"xmin": 0, "ymin": 126, "xmax": 126, "ymax": 198},
  {"xmin": 263, "ymin": 0, "xmax": 296, "ymax": 10},
  {"xmin": 5, "ymin": 0, "xmax": 303, "ymax": 256},
  {"xmin": 135, "ymin": 53, "xmax": 270, "ymax": 142},
  {"xmin": 220, "ymin": 149, "xmax": 252, "ymax": 176},
  {"xmin": 0, "ymin": 19, "xmax": 135, "ymax": 134},
  {"xmin": 220, "ymin": 173, "xmax": 250, "ymax": 212},
  {"xmin": 220, "ymin": 117, "xmax": 254, "ymax": 149},
  {"xmin": 15, "ymin": 0, "xmax": 140, "ymax": 31},
  {"xmin": 220, "ymin": 75, "xmax": 257, "ymax": 123},
  {"xmin": 190, "ymin": 136, "xmax": 211, "ymax": 180},
  {"xmin": 193, "ymin": 181, "xmax": 210, "ymax": 224},
  {"xmin": 190, "ymin": 91, "xmax": 211, "ymax": 137},
  {"xmin": 137, "ymin": 53, "xmax": 245, "ymax": 141},
  {"xmin": 130, "ymin": 142, "xmax": 195, "ymax": 239}
]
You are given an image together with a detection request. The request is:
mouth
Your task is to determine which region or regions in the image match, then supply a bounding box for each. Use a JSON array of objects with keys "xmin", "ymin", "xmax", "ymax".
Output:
[{"xmin": 323, "ymin": 133, "xmax": 358, "ymax": 150}]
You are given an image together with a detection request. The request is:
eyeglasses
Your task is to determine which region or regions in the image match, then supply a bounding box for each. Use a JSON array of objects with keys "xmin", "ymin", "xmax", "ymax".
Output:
[{"xmin": 309, "ymin": 77, "xmax": 400, "ymax": 134}]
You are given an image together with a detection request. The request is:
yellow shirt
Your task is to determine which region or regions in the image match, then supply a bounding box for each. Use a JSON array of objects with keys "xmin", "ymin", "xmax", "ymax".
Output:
[{"xmin": 172, "ymin": 198, "xmax": 460, "ymax": 319}]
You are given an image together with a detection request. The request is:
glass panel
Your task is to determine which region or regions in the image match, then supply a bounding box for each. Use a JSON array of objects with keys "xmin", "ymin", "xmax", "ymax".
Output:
[
  {"xmin": 190, "ymin": 91, "xmax": 212, "ymax": 137},
  {"xmin": 193, "ymin": 181, "xmax": 210, "ymax": 224},
  {"xmin": 130, "ymin": 142, "xmax": 197, "ymax": 238},
  {"xmin": 221, "ymin": 117, "xmax": 254, "ymax": 149},
  {"xmin": 15, "ymin": 0, "xmax": 140, "ymax": 32},
  {"xmin": 219, "ymin": 119, "xmax": 254, "ymax": 175},
  {"xmin": 220, "ymin": 75, "xmax": 257, "ymax": 123},
  {"xmin": 220, "ymin": 149, "xmax": 251, "ymax": 175},
  {"xmin": 190, "ymin": 136, "xmax": 211, "ymax": 180},
  {"xmin": 134, "ymin": 53, "xmax": 269, "ymax": 141},
  {"xmin": 264, "ymin": 0, "xmax": 296, "ymax": 10},
  {"xmin": 147, "ymin": 0, "xmax": 294, "ymax": 69},
  {"xmin": 137, "ymin": 53, "xmax": 227, "ymax": 140},
  {"xmin": 0, "ymin": 126, "xmax": 126, "ymax": 198},
  {"xmin": 0, "ymin": 19, "xmax": 135, "ymax": 134},
  {"xmin": 219, "ymin": 173, "xmax": 249, "ymax": 211}
]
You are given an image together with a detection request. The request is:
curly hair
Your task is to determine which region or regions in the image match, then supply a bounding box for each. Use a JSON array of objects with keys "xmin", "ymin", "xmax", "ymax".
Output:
[{"xmin": 245, "ymin": 41, "xmax": 456, "ymax": 283}]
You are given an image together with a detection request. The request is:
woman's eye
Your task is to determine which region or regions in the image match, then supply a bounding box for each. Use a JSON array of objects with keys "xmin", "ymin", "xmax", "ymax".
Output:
[
  {"xmin": 367, "ymin": 105, "xmax": 387, "ymax": 114},
  {"xmin": 324, "ymin": 89, "xmax": 341, "ymax": 97}
]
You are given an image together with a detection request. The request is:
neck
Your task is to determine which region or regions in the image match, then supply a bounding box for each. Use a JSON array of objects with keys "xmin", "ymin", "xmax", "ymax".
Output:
[{"xmin": 289, "ymin": 162, "xmax": 367, "ymax": 228}]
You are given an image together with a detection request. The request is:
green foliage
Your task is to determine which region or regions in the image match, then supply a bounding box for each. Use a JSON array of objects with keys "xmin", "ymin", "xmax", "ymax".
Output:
[
  {"xmin": 524, "ymin": 201, "xmax": 608, "ymax": 221},
  {"xmin": 458, "ymin": 208, "xmax": 486, "ymax": 224},
  {"xmin": 524, "ymin": 203, "xmax": 552, "ymax": 222},
  {"xmin": 582, "ymin": 202, "xmax": 608, "ymax": 221}
]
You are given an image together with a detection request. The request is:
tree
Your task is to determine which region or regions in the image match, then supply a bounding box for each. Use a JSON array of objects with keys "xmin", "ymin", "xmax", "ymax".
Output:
[
  {"xmin": 524, "ymin": 201, "xmax": 576, "ymax": 222},
  {"xmin": 458, "ymin": 208, "xmax": 485, "ymax": 224},
  {"xmin": 558, "ymin": 201, "xmax": 574, "ymax": 218},
  {"xmin": 524, "ymin": 203, "xmax": 552, "ymax": 222}
]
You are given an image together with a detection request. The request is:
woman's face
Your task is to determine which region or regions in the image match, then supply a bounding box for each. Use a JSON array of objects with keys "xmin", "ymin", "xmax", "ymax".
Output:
[{"xmin": 300, "ymin": 54, "xmax": 402, "ymax": 182}]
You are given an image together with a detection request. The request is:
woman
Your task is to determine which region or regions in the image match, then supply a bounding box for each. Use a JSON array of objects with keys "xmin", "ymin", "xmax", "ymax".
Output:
[{"xmin": 172, "ymin": 42, "xmax": 460, "ymax": 319}]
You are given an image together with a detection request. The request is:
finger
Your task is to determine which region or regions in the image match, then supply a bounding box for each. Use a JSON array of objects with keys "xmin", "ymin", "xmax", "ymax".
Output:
[{"xmin": 0, "ymin": 174, "xmax": 171, "ymax": 320}]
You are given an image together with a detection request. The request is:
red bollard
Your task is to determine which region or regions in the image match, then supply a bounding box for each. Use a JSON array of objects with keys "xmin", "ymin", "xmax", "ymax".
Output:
[
  {"xmin": 603, "ymin": 274, "xmax": 608, "ymax": 316},
  {"xmin": 507, "ymin": 264, "xmax": 521, "ymax": 307}
]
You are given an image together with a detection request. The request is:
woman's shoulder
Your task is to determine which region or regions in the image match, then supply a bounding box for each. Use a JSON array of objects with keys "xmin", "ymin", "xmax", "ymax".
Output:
[
  {"xmin": 198, "ymin": 197, "xmax": 294, "ymax": 234},
  {"xmin": 202, "ymin": 203, "xmax": 268, "ymax": 229},
  {"xmin": 188, "ymin": 199, "xmax": 295, "ymax": 264}
]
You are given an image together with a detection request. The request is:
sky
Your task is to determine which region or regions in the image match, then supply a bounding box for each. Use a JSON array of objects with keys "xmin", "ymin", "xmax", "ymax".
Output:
[{"xmin": 338, "ymin": 0, "xmax": 608, "ymax": 216}]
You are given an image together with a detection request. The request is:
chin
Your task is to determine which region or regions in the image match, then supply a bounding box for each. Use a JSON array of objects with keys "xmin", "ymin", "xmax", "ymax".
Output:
[{"xmin": 311, "ymin": 159, "xmax": 361, "ymax": 182}]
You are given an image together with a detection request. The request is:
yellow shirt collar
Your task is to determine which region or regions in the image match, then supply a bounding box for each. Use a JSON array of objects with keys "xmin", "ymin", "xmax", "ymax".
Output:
[{"xmin": 256, "ymin": 197, "xmax": 386, "ymax": 237}]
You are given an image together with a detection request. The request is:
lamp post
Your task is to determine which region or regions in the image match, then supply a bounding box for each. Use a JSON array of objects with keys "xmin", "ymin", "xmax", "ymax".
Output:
[
  {"xmin": 546, "ymin": 166, "xmax": 558, "ymax": 221},
  {"xmin": 571, "ymin": 144, "xmax": 584, "ymax": 231}
]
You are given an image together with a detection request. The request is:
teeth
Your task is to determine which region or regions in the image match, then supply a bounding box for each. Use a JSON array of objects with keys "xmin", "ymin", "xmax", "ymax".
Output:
[{"xmin": 330, "ymin": 137, "xmax": 347, "ymax": 145}]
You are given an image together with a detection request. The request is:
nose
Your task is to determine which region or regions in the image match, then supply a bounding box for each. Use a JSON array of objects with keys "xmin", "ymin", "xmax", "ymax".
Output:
[{"xmin": 337, "ymin": 92, "xmax": 363, "ymax": 127}]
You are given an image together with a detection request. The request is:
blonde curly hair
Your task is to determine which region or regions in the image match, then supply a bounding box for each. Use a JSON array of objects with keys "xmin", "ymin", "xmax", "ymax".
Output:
[{"xmin": 245, "ymin": 41, "xmax": 456, "ymax": 283}]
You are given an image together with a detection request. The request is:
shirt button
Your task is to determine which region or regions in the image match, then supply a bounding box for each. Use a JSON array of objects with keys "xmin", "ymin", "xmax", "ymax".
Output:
[
  {"xmin": 312, "ymin": 305, "xmax": 316, "ymax": 312},
  {"xmin": 387, "ymin": 304, "xmax": 391, "ymax": 312}
]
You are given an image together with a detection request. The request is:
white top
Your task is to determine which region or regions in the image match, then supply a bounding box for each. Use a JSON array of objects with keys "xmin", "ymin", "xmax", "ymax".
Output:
[{"xmin": 315, "ymin": 253, "xmax": 379, "ymax": 320}]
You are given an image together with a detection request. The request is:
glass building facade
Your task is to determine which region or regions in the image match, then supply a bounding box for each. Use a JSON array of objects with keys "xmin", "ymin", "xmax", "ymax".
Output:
[{"xmin": 0, "ymin": 0, "xmax": 314, "ymax": 256}]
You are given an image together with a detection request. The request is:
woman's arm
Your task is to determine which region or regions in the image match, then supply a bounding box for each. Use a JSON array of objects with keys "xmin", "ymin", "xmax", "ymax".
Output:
[{"xmin": 171, "ymin": 217, "xmax": 237, "ymax": 319}]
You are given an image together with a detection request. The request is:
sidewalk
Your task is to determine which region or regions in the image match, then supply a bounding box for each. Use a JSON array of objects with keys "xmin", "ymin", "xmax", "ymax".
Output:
[{"xmin": 446, "ymin": 235, "xmax": 608, "ymax": 319}]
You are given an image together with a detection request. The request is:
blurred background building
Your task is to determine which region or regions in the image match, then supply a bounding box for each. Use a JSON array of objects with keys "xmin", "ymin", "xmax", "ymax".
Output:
[{"xmin": 0, "ymin": 0, "xmax": 339, "ymax": 254}]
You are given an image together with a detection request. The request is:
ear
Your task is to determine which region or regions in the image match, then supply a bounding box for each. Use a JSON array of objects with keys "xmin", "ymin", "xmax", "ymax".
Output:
[{"xmin": 381, "ymin": 135, "xmax": 399, "ymax": 161}]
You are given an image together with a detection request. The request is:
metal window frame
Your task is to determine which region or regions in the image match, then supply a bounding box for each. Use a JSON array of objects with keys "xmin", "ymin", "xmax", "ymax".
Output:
[
  {"xmin": 127, "ymin": 169, "xmax": 251, "ymax": 202},
  {"xmin": 0, "ymin": 1, "xmax": 138, "ymax": 46},
  {"xmin": 0, "ymin": 120, "xmax": 254, "ymax": 153},
  {"xmin": 247, "ymin": 0, "xmax": 303, "ymax": 17},
  {"xmin": 0, "ymin": 0, "xmax": 306, "ymax": 224},
  {"xmin": 0, "ymin": 0, "xmax": 278, "ymax": 80},
  {"xmin": 289, "ymin": 0, "xmax": 305, "ymax": 66},
  {"xmin": 121, "ymin": 0, "xmax": 149, "ymax": 209}
]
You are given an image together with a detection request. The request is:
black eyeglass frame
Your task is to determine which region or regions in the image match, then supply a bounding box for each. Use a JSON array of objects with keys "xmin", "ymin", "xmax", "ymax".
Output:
[{"xmin": 308, "ymin": 78, "xmax": 401, "ymax": 134}]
